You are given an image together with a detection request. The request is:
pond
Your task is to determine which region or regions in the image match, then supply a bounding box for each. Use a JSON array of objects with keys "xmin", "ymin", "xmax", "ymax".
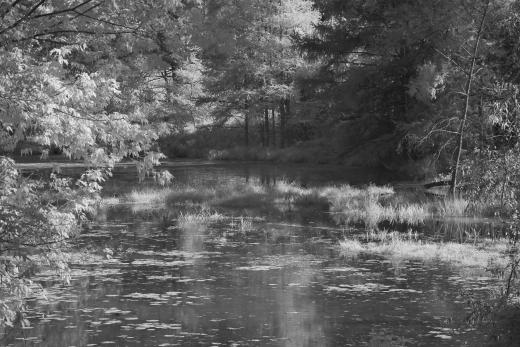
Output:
[{"xmin": 2, "ymin": 161, "xmax": 515, "ymax": 346}]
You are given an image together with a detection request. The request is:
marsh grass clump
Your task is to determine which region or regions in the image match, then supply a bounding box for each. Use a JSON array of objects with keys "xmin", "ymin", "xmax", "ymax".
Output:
[
  {"xmin": 274, "ymin": 179, "xmax": 310, "ymax": 196},
  {"xmin": 339, "ymin": 233, "xmax": 508, "ymax": 267},
  {"xmin": 366, "ymin": 185, "xmax": 395, "ymax": 197},
  {"xmin": 325, "ymin": 184, "xmax": 430, "ymax": 227},
  {"xmin": 325, "ymin": 184, "xmax": 487, "ymax": 228},
  {"xmin": 436, "ymin": 198, "xmax": 470, "ymax": 216},
  {"xmin": 176, "ymin": 209, "xmax": 224, "ymax": 229},
  {"xmin": 370, "ymin": 239, "xmax": 507, "ymax": 267},
  {"xmin": 230, "ymin": 216, "xmax": 254, "ymax": 233},
  {"xmin": 240, "ymin": 217, "xmax": 253, "ymax": 232},
  {"xmin": 271, "ymin": 180, "xmax": 330, "ymax": 209},
  {"xmin": 164, "ymin": 180, "xmax": 474, "ymax": 229},
  {"xmin": 338, "ymin": 239, "xmax": 364, "ymax": 256},
  {"xmin": 127, "ymin": 188, "xmax": 173, "ymax": 205},
  {"xmin": 365, "ymin": 229, "xmax": 392, "ymax": 242},
  {"xmin": 99, "ymin": 196, "xmax": 120, "ymax": 206},
  {"xmin": 395, "ymin": 204, "xmax": 429, "ymax": 225},
  {"xmin": 324, "ymin": 184, "xmax": 394, "ymax": 212},
  {"xmin": 321, "ymin": 184, "xmax": 374, "ymax": 211}
]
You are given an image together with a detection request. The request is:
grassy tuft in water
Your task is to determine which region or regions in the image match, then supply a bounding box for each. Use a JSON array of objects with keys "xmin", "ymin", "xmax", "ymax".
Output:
[
  {"xmin": 339, "ymin": 232, "xmax": 509, "ymax": 267},
  {"xmin": 326, "ymin": 184, "xmax": 430, "ymax": 227},
  {"xmin": 127, "ymin": 188, "xmax": 173, "ymax": 205},
  {"xmin": 99, "ymin": 196, "xmax": 120, "ymax": 206},
  {"xmin": 162, "ymin": 180, "xmax": 487, "ymax": 229},
  {"xmin": 338, "ymin": 239, "xmax": 365, "ymax": 256},
  {"xmin": 435, "ymin": 198, "xmax": 469, "ymax": 216},
  {"xmin": 230, "ymin": 216, "xmax": 254, "ymax": 233},
  {"xmin": 176, "ymin": 209, "xmax": 224, "ymax": 229}
]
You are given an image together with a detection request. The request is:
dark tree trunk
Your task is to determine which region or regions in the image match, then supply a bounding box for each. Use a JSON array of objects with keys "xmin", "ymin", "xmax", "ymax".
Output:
[
  {"xmin": 244, "ymin": 98, "xmax": 249, "ymax": 148},
  {"xmin": 244, "ymin": 113, "xmax": 249, "ymax": 147},
  {"xmin": 260, "ymin": 120, "xmax": 265, "ymax": 147},
  {"xmin": 162, "ymin": 70, "xmax": 171, "ymax": 103},
  {"xmin": 264, "ymin": 107, "xmax": 270, "ymax": 147},
  {"xmin": 271, "ymin": 108, "xmax": 276, "ymax": 147},
  {"xmin": 280, "ymin": 98, "xmax": 286, "ymax": 148},
  {"xmin": 283, "ymin": 97, "xmax": 290, "ymax": 147}
]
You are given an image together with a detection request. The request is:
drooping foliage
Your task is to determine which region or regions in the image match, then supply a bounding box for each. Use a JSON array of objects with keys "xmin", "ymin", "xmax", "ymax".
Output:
[{"xmin": 0, "ymin": 156, "xmax": 103, "ymax": 326}]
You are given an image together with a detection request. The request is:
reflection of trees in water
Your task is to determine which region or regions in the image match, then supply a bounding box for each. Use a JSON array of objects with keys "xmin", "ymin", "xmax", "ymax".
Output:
[
  {"xmin": 423, "ymin": 220, "xmax": 515, "ymax": 243},
  {"xmin": 259, "ymin": 169, "xmax": 277, "ymax": 187},
  {"xmin": 179, "ymin": 223, "xmax": 207, "ymax": 253},
  {"xmin": 150, "ymin": 250, "xmax": 327, "ymax": 346},
  {"xmin": 371, "ymin": 219, "xmax": 514, "ymax": 243}
]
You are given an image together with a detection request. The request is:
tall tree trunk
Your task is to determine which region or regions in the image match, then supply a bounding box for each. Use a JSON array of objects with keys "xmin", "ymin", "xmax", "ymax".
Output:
[
  {"xmin": 264, "ymin": 107, "xmax": 270, "ymax": 147},
  {"xmin": 500, "ymin": 150, "xmax": 508, "ymax": 210},
  {"xmin": 260, "ymin": 119, "xmax": 265, "ymax": 147},
  {"xmin": 450, "ymin": 1, "xmax": 489, "ymax": 197},
  {"xmin": 479, "ymin": 95, "xmax": 485, "ymax": 155},
  {"xmin": 244, "ymin": 113, "xmax": 249, "ymax": 147},
  {"xmin": 162, "ymin": 70, "xmax": 171, "ymax": 104},
  {"xmin": 244, "ymin": 98, "xmax": 249, "ymax": 148},
  {"xmin": 272, "ymin": 108, "xmax": 276, "ymax": 147},
  {"xmin": 280, "ymin": 98, "xmax": 286, "ymax": 148},
  {"xmin": 284, "ymin": 97, "xmax": 291, "ymax": 147}
]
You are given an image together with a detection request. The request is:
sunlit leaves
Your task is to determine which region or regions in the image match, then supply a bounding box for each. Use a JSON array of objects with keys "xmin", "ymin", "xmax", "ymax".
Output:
[{"xmin": 0, "ymin": 0, "xmax": 199, "ymax": 329}]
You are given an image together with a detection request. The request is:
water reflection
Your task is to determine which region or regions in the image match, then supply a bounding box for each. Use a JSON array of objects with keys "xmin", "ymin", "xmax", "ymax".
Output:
[{"xmin": 2, "ymin": 162, "xmax": 517, "ymax": 346}]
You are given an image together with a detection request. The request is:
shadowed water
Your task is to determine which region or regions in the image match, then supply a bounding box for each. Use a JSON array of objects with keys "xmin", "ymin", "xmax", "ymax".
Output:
[{"xmin": 1, "ymin": 162, "xmax": 514, "ymax": 346}]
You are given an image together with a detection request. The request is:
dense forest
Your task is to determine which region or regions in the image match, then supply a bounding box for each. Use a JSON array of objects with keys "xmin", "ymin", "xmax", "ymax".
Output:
[{"xmin": 3, "ymin": 0, "xmax": 520, "ymax": 336}]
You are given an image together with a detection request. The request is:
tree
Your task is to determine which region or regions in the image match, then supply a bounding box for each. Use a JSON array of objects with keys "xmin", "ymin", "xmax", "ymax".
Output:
[
  {"xmin": 195, "ymin": 0, "xmax": 318, "ymax": 149},
  {"xmin": 448, "ymin": 0, "xmax": 491, "ymax": 196},
  {"xmin": 0, "ymin": 0, "xmax": 208, "ymax": 327},
  {"xmin": 298, "ymin": 0, "xmax": 520, "ymax": 179}
]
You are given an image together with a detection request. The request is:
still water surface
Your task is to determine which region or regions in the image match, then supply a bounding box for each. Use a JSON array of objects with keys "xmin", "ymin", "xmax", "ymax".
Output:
[{"xmin": 2, "ymin": 162, "xmax": 511, "ymax": 346}]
